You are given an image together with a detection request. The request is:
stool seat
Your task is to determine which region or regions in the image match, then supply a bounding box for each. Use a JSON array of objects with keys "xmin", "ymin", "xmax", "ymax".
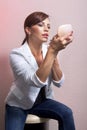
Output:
[{"xmin": 25, "ymin": 114, "xmax": 49, "ymax": 124}]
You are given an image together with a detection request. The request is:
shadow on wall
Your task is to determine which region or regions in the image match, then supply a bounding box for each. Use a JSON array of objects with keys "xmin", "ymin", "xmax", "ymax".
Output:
[{"xmin": 0, "ymin": 53, "xmax": 13, "ymax": 130}]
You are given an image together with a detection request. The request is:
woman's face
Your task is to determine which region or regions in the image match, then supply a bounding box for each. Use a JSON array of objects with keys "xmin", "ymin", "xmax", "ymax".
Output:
[{"xmin": 29, "ymin": 18, "xmax": 50, "ymax": 42}]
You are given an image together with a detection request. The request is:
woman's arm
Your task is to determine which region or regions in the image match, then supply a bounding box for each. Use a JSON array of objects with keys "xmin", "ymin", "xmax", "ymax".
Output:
[
  {"xmin": 52, "ymin": 57, "xmax": 63, "ymax": 81},
  {"xmin": 36, "ymin": 33, "xmax": 73, "ymax": 83},
  {"xmin": 36, "ymin": 34, "xmax": 72, "ymax": 82},
  {"xmin": 36, "ymin": 46, "xmax": 58, "ymax": 82}
]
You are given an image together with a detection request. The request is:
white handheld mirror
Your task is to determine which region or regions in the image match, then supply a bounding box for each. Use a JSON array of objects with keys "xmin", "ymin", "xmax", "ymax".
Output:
[{"xmin": 58, "ymin": 24, "xmax": 73, "ymax": 37}]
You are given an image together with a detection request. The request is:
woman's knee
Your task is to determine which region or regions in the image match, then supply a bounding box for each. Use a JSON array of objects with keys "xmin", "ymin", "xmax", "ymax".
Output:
[{"xmin": 63, "ymin": 106, "xmax": 73, "ymax": 118}]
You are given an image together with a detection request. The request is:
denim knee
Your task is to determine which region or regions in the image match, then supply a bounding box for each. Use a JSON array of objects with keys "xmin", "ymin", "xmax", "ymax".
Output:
[{"xmin": 62, "ymin": 106, "xmax": 73, "ymax": 118}]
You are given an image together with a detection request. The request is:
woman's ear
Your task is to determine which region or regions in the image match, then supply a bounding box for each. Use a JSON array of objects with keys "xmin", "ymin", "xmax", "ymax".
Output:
[{"xmin": 25, "ymin": 27, "xmax": 31, "ymax": 35}]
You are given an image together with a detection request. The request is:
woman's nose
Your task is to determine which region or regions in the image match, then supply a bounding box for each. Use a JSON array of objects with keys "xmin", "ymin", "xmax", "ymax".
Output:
[{"xmin": 44, "ymin": 26, "xmax": 49, "ymax": 32}]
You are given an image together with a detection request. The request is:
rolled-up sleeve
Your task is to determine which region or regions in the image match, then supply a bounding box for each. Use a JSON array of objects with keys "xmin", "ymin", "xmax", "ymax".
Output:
[
  {"xmin": 32, "ymin": 73, "xmax": 48, "ymax": 88},
  {"xmin": 52, "ymin": 73, "xmax": 65, "ymax": 87}
]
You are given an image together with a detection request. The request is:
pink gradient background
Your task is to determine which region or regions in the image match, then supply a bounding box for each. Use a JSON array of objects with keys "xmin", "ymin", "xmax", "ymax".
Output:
[{"xmin": 0, "ymin": 0, "xmax": 87, "ymax": 130}]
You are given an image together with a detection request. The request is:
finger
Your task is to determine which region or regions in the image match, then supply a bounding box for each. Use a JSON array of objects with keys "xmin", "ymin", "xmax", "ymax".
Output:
[
  {"xmin": 63, "ymin": 39, "xmax": 72, "ymax": 47},
  {"xmin": 62, "ymin": 31, "xmax": 73, "ymax": 40},
  {"xmin": 68, "ymin": 31, "xmax": 73, "ymax": 36},
  {"xmin": 50, "ymin": 34, "xmax": 58, "ymax": 41}
]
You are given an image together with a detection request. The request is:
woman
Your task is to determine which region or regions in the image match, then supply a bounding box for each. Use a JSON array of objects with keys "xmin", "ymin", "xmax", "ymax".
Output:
[{"xmin": 5, "ymin": 11, "xmax": 75, "ymax": 130}]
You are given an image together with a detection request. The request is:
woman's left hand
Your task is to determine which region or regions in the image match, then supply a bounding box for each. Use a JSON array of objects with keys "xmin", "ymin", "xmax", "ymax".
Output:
[{"xmin": 60, "ymin": 31, "xmax": 73, "ymax": 48}]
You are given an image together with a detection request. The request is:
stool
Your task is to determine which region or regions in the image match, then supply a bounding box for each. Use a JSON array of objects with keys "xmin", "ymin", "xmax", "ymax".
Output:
[{"xmin": 24, "ymin": 114, "xmax": 49, "ymax": 130}]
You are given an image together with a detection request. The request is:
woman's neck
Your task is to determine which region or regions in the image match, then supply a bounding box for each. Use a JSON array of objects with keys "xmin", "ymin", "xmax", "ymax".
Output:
[
  {"xmin": 28, "ymin": 39, "xmax": 42, "ymax": 57},
  {"xmin": 27, "ymin": 39, "xmax": 43, "ymax": 67}
]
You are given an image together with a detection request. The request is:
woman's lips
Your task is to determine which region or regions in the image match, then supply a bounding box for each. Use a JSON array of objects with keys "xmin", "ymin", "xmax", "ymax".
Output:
[{"xmin": 42, "ymin": 33, "xmax": 49, "ymax": 38}]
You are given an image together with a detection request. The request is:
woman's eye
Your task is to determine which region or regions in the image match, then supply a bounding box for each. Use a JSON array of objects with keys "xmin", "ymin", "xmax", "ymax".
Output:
[
  {"xmin": 47, "ymin": 25, "xmax": 51, "ymax": 29},
  {"xmin": 37, "ymin": 23, "xmax": 43, "ymax": 27},
  {"xmin": 37, "ymin": 22, "xmax": 51, "ymax": 29}
]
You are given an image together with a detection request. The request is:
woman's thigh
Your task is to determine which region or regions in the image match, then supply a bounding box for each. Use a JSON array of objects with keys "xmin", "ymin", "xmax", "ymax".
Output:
[
  {"xmin": 5, "ymin": 104, "xmax": 27, "ymax": 130},
  {"xmin": 30, "ymin": 99, "xmax": 73, "ymax": 120},
  {"xmin": 29, "ymin": 99, "xmax": 75, "ymax": 130}
]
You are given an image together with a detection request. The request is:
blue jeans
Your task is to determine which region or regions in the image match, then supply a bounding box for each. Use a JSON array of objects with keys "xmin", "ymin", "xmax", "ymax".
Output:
[{"xmin": 5, "ymin": 99, "xmax": 75, "ymax": 130}]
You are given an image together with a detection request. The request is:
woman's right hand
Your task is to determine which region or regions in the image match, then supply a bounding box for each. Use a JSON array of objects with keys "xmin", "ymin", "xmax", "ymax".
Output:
[{"xmin": 50, "ymin": 31, "xmax": 73, "ymax": 52}]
